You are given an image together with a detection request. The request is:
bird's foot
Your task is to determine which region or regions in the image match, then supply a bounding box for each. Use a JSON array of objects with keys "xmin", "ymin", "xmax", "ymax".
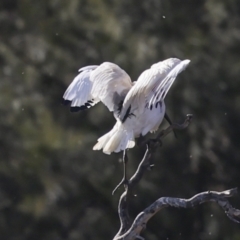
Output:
[{"xmin": 146, "ymin": 138, "xmax": 163, "ymax": 148}]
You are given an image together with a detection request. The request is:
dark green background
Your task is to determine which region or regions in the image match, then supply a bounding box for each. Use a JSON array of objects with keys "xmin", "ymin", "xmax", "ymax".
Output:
[{"xmin": 1, "ymin": 0, "xmax": 240, "ymax": 239}]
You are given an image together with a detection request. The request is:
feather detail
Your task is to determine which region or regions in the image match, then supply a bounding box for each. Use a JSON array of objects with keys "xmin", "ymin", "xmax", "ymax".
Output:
[
  {"xmin": 93, "ymin": 121, "xmax": 135, "ymax": 154},
  {"xmin": 63, "ymin": 62, "xmax": 133, "ymax": 114}
]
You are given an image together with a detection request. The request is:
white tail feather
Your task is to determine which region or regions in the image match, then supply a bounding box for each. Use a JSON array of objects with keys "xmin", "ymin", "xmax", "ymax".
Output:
[{"xmin": 93, "ymin": 123, "xmax": 135, "ymax": 154}]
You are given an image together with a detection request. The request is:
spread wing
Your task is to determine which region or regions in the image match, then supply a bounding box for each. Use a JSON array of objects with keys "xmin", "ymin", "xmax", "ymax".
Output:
[
  {"xmin": 119, "ymin": 58, "xmax": 190, "ymax": 122},
  {"xmin": 63, "ymin": 65, "xmax": 99, "ymax": 112},
  {"xmin": 63, "ymin": 62, "xmax": 133, "ymax": 113},
  {"xmin": 147, "ymin": 58, "xmax": 190, "ymax": 108},
  {"xmin": 90, "ymin": 62, "xmax": 133, "ymax": 112}
]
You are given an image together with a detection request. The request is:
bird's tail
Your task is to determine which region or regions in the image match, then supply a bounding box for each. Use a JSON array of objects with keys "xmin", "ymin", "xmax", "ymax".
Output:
[{"xmin": 93, "ymin": 122, "xmax": 135, "ymax": 154}]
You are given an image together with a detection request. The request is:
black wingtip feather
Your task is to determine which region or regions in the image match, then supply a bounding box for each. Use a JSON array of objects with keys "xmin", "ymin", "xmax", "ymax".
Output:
[
  {"xmin": 63, "ymin": 99, "xmax": 95, "ymax": 112},
  {"xmin": 70, "ymin": 106, "xmax": 88, "ymax": 112},
  {"xmin": 62, "ymin": 99, "xmax": 72, "ymax": 105},
  {"xmin": 69, "ymin": 100, "xmax": 95, "ymax": 112}
]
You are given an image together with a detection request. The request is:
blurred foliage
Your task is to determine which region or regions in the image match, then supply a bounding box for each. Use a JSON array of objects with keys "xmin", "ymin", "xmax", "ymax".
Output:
[{"xmin": 0, "ymin": 0, "xmax": 240, "ymax": 239}]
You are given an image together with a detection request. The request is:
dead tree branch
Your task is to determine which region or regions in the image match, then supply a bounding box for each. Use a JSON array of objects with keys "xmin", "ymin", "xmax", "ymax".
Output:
[
  {"xmin": 114, "ymin": 114, "xmax": 193, "ymax": 239},
  {"xmin": 114, "ymin": 188, "xmax": 240, "ymax": 240},
  {"xmin": 113, "ymin": 114, "xmax": 240, "ymax": 239}
]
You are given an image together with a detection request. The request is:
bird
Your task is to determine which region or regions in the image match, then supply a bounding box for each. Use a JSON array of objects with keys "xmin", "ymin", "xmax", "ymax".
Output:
[
  {"xmin": 92, "ymin": 58, "xmax": 190, "ymax": 154},
  {"xmin": 63, "ymin": 59, "xmax": 190, "ymax": 153},
  {"xmin": 63, "ymin": 58, "xmax": 190, "ymax": 194}
]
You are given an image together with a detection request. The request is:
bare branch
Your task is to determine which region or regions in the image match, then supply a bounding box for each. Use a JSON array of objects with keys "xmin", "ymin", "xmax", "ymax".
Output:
[
  {"xmin": 156, "ymin": 113, "xmax": 193, "ymax": 140},
  {"xmin": 114, "ymin": 114, "xmax": 193, "ymax": 239},
  {"xmin": 114, "ymin": 188, "xmax": 240, "ymax": 240},
  {"xmin": 115, "ymin": 191, "xmax": 131, "ymax": 237},
  {"xmin": 113, "ymin": 114, "xmax": 239, "ymax": 240},
  {"xmin": 130, "ymin": 114, "xmax": 193, "ymax": 190}
]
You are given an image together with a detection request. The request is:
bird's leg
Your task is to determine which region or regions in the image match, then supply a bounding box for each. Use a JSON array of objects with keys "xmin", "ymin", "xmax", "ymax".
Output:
[
  {"xmin": 164, "ymin": 112, "xmax": 177, "ymax": 138},
  {"xmin": 112, "ymin": 150, "xmax": 129, "ymax": 195}
]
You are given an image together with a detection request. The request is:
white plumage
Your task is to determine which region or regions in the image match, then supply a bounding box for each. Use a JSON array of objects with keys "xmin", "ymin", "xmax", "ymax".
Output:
[
  {"xmin": 63, "ymin": 62, "xmax": 132, "ymax": 113},
  {"xmin": 63, "ymin": 58, "xmax": 190, "ymax": 154}
]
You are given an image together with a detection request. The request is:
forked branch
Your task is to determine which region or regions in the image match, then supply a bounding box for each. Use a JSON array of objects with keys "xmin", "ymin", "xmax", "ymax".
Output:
[
  {"xmin": 113, "ymin": 114, "xmax": 240, "ymax": 240},
  {"xmin": 113, "ymin": 114, "xmax": 240, "ymax": 239},
  {"xmin": 114, "ymin": 114, "xmax": 193, "ymax": 238}
]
